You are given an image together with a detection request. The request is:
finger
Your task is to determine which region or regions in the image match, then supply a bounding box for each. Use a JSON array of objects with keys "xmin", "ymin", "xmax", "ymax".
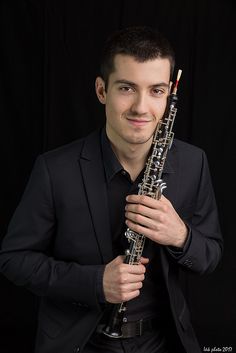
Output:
[
  {"xmin": 121, "ymin": 290, "xmax": 141, "ymax": 302},
  {"xmin": 126, "ymin": 194, "xmax": 158, "ymax": 209},
  {"xmin": 121, "ymin": 281, "xmax": 143, "ymax": 292},
  {"xmin": 140, "ymin": 257, "xmax": 149, "ymax": 264},
  {"xmin": 159, "ymin": 194, "xmax": 172, "ymax": 206},
  {"xmin": 125, "ymin": 219, "xmax": 158, "ymax": 241},
  {"xmin": 121, "ymin": 273, "xmax": 145, "ymax": 283},
  {"xmin": 125, "ymin": 211, "xmax": 155, "ymax": 229},
  {"xmin": 125, "ymin": 203, "xmax": 158, "ymax": 218},
  {"xmin": 125, "ymin": 263, "xmax": 146, "ymax": 274}
]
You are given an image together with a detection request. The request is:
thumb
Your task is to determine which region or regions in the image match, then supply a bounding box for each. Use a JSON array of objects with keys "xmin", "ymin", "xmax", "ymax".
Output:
[{"xmin": 114, "ymin": 255, "xmax": 125, "ymax": 264}]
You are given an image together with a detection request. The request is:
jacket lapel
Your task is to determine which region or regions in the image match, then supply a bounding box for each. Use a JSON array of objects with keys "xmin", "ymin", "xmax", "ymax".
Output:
[
  {"xmin": 162, "ymin": 141, "xmax": 179, "ymax": 209},
  {"xmin": 79, "ymin": 130, "xmax": 113, "ymax": 264}
]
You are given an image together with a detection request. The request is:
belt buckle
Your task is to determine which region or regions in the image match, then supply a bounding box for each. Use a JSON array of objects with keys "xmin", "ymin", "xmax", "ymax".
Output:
[
  {"xmin": 121, "ymin": 319, "xmax": 144, "ymax": 338},
  {"xmin": 121, "ymin": 321, "xmax": 134, "ymax": 338}
]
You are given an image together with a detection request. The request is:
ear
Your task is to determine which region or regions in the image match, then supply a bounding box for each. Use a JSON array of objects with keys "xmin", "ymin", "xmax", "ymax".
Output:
[{"xmin": 95, "ymin": 77, "xmax": 106, "ymax": 104}]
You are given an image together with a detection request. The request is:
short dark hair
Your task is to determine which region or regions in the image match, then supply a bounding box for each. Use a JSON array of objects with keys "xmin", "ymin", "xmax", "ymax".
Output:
[{"xmin": 100, "ymin": 26, "xmax": 175, "ymax": 89}]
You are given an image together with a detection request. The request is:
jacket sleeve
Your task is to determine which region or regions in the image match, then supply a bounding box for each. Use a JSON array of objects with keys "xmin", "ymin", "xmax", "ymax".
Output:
[
  {"xmin": 0, "ymin": 155, "xmax": 103, "ymax": 310},
  {"xmin": 172, "ymin": 150, "xmax": 223, "ymax": 274}
]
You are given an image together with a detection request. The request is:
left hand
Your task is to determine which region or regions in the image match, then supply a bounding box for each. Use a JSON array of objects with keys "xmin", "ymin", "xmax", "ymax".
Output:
[{"xmin": 125, "ymin": 194, "xmax": 188, "ymax": 248}]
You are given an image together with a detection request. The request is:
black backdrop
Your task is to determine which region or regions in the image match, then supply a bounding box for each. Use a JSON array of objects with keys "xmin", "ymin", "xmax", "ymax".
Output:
[{"xmin": 0, "ymin": 1, "xmax": 235, "ymax": 352}]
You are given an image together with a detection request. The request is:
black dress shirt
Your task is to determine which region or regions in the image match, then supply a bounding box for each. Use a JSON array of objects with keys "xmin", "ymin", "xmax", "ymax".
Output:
[{"xmin": 99, "ymin": 128, "xmax": 190, "ymax": 321}]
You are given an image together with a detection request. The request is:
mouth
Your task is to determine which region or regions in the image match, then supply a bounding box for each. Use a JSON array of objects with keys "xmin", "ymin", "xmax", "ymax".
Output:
[{"xmin": 126, "ymin": 118, "xmax": 152, "ymax": 127}]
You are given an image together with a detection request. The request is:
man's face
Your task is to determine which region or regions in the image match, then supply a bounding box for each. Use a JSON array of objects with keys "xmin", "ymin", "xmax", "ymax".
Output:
[{"xmin": 96, "ymin": 54, "xmax": 171, "ymax": 147}]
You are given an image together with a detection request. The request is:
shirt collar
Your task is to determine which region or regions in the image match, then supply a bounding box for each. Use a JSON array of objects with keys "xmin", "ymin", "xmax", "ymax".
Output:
[{"xmin": 100, "ymin": 126, "xmax": 175, "ymax": 183}]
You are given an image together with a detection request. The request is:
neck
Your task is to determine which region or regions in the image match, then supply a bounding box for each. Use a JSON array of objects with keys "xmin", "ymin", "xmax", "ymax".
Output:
[{"xmin": 106, "ymin": 131, "xmax": 153, "ymax": 181}]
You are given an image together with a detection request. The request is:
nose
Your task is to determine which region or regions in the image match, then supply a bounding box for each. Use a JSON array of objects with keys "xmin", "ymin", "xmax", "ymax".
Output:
[{"xmin": 130, "ymin": 93, "xmax": 149, "ymax": 116}]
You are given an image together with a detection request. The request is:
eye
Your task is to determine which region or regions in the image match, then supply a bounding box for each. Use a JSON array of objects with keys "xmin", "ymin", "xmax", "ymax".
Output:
[
  {"xmin": 119, "ymin": 86, "xmax": 135, "ymax": 93},
  {"xmin": 152, "ymin": 88, "xmax": 165, "ymax": 96}
]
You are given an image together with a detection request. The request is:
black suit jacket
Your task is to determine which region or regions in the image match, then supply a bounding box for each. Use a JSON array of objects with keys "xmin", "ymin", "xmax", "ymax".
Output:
[{"xmin": 0, "ymin": 129, "xmax": 223, "ymax": 353}]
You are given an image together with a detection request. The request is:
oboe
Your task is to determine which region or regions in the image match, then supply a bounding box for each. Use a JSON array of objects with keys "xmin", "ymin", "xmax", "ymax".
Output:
[{"xmin": 102, "ymin": 69, "xmax": 182, "ymax": 338}]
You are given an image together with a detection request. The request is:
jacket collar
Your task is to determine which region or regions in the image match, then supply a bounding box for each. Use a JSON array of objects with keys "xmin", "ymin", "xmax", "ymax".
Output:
[{"xmin": 80, "ymin": 128, "xmax": 176, "ymax": 173}]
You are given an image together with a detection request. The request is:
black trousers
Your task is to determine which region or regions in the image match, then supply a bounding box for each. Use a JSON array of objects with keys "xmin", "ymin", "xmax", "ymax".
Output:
[{"xmin": 83, "ymin": 329, "xmax": 170, "ymax": 353}]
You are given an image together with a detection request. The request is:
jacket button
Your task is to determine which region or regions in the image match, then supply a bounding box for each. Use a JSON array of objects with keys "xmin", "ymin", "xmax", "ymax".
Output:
[{"xmin": 73, "ymin": 347, "xmax": 80, "ymax": 353}]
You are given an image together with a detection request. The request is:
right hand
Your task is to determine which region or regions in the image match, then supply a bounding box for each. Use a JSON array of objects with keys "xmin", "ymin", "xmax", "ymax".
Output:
[{"xmin": 103, "ymin": 255, "xmax": 149, "ymax": 304}]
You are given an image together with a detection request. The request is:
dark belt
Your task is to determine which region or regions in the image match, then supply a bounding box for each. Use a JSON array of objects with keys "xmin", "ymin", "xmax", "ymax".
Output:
[{"xmin": 97, "ymin": 317, "xmax": 159, "ymax": 339}]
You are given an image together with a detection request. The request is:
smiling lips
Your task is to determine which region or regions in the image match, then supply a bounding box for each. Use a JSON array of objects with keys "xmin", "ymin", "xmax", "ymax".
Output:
[{"xmin": 126, "ymin": 118, "xmax": 152, "ymax": 126}]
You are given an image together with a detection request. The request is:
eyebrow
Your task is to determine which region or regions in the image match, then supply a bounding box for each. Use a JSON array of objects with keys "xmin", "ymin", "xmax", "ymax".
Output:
[{"xmin": 113, "ymin": 79, "xmax": 169, "ymax": 89}]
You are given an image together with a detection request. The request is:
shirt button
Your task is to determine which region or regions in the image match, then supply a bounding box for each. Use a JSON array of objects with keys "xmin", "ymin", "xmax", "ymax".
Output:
[
  {"xmin": 183, "ymin": 259, "xmax": 193, "ymax": 268},
  {"xmin": 121, "ymin": 170, "xmax": 127, "ymax": 175},
  {"xmin": 73, "ymin": 347, "xmax": 80, "ymax": 353}
]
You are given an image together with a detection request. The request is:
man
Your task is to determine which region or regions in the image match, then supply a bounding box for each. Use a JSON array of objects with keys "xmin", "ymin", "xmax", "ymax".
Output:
[{"xmin": 0, "ymin": 26, "xmax": 223, "ymax": 353}]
